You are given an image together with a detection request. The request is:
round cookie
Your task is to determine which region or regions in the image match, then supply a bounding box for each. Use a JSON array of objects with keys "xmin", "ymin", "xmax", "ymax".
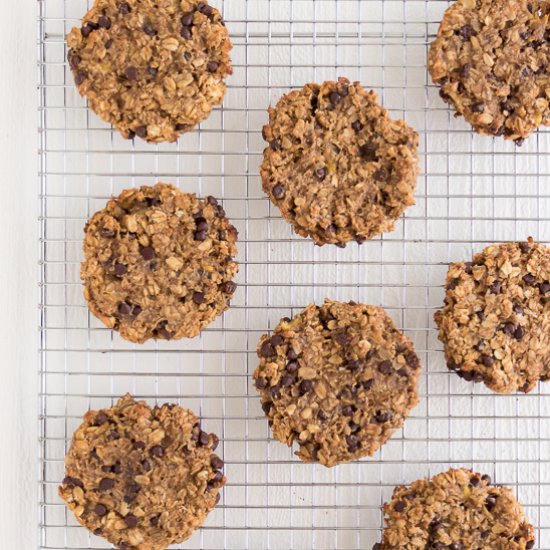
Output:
[
  {"xmin": 81, "ymin": 183, "xmax": 238, "ymax": 344},
  {"xmin": 59, "ymin": 394, "xmax": 226, "ymax": 549},
  {"xmin": 375, "ymin": 468, "xmax": 536, "ymax": 550},
  {"xmin": 434, "ymin": 239, "xmax": 550, "ymax": 394},
  {"xmin": 253, "ymin": 300, "xmax": 421, "ymax": 467},
  {"xmin": 428, "ymin": 0, "xmax": 550, "ymax": 144},
  {"xmin": 260, "ymin": 78, "xmax": 419, "ymax": 247},
  {"xmin": 67, "ymin": 0, "xmax": 232, "ymax": 143}
]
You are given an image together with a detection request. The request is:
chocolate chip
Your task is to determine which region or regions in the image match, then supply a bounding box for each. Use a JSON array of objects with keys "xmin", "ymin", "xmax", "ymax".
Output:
[
  {"xmin": 514, "ymin": 326, "xmax": 525, "ymax": 340},
  {"xmin": 147, "ymin": 66, "xmax": 158, "ymax": 77},
  {"xmin": 151, "ymin": 445, "xmax": 164, "ymax": 457},
  {"xmin": 207, "ymin": 61, "xmax": 219, "ymax": 72},
  {"xmin": 333, "ymin": 332, "xmax": 351, "ymax": 347},
  {"xmin": 374, "ymin": 411, "xmax": 391, "ymax": 423},
  {"xmin": 125, "ymin": 514, "xmax": 138, "ymax": 528},
  {"xmin": 143, "ymin": 24, "xmax": 157, "ymax": 36},
  {"xmin": 523, "ymin": 273, "xmax": 535, "ymax": 284},
  {"xmin": 346, "ymin": 360, "xmax": 360, "ymax": 371},
  {"xmin": 199, "ymin": 431, "xmax": 210, "ymax": 446},
  {"xmin": 99, "ymin": 478, "xmax": 115, "ymax": 491},
  {"xmin": 193, "ymin": 291, "xmax": 205, "ymax": 305},
  {"xmin": 181, "ymin": 13, "xmax": 194, "ymax": 26},
  {"xmin": 481, "ymin": 474, "xmax": 492, "ymax": 485},
  {"xmin": 104, "ymin": 38, "xmax": 114, "ymax": 49},
  {"xmin": 471, "ymin": 102, "xmax": 485, "ymax": 113},
  {"xmin": 133, "ymin": 126, "xmax": 147, "ymax": 139},
  {"xmin": 118, "ymin": 302, "xmax": 132, "ymax": 315},
  {"xmin": 300, "ymin": 380, "xmax": 313, "ymax": 394},
  {"xmin": 329, "ymin": 91, "xmax": 343, "ymax": 106},
  {"xmin": 176, "ymin": 123, "xmax": 189, "ymax": 132},
  {"xmin": 481, "ymin": 354, "xmax": 495, "ymax": 367},
  {"xmin": 359, "ymin": 142, "xmax": 378, "ymax": 161},
  {"xmin": 141, "ymin": 460, "xmax": 151, "ymax": 472},
  {"xmin": 485, "ymin": 496, "xmax": 497, "ymax": 511},
  {"xmin": 180, "ymin": 26, "xmax": 192, "ymax": 39},
  {"xmin": 270, "ymin": 334, "xmax": 284, "ymax": 347},
  {"xmin": 150, "ymin": 514, "xmax": 160, "ymax": 527},
  {"xmin": 526, "ymin": 541, "xmax": 535, "ymax": 550},
  {"xmin": 98, "ymin": 16, "xmax": 111, "ymax": 29},
  {"xmin": 513, "ymin": 305, "xmax": 524, "ymax": 314},
  {"xmin": 501, "ymin": 102, "xmax": 514, "ymax": 114},
  {"xmin": 260, "ymin": 341, "xmax": 275, "ymax": 357},
  {"xmin": 272, "ymin": 184, "xmax": 285, "ymax": 199},
  {"xmin": 489, "ymin": 281, "xmax": 501, "ymax": 294},
  {"xmin": 346, "ymin": 434, "xmax": 359, "ymax": 451},
  {"xmin": 394, "ymin": 501, "xmax": 406, "ymax": 512},
  {"xmin": 194, "ymin": 229, "xmax": 208, "ymax": 241},
  {"xmin": 470, "ymin": 476, "xmax": 480, "ymax": 487},
  {"xmin": 476, "ymin": 311, "xmax": 486, "ymax": 321},
  {"xmin": 119, "ymin": 2, "xmax": 131, "ymax": 14},
  {"xmin": 281, "ymin": 375, "xmax": 293, "ymax": 387},
  {"xmin": 540, "ymin": 282, "xmax": 550, "ymax": 295},
  {"xmin": 286, "ymin": 361, "xmax": 298, "ymax": 374},
  {"xmin": 397, "ymin": 367, "xmax": 409, "ymax": 378},
  {"xmin": 464, "ymin": 261, "xmax": 473, "ymax": 275},
  {"xmin": 373, "ymin": 167, "xmax": 389, "ymax": 181},
  {"xmin": 352, "ymin": 120, "xmax": 363, "ymax": 132},
  {"xmin": 132, "ymin": 305, "xmax": 142, "ymax": 316},
  {"xmin": 63, "ymin": 476, "xmax": 83, "ymax": 488},
  {"xmin": 261, "ymin": 401, "xmax": 272, "ymax": 414},
  {"xmin": 314, "ymin": 167, "xmax": 327, "ymax": 180},
  {"xmin": 94, "ymin": 504, "xmax": 108, "ymax": 516},
  {"xmin": 459, "ymin": 63, "xmax": 470, "ymax": 78},
  {"xmin": 197, "ymin": 2, "xmax": 214, "ymax": 16},
  {"xmin": 378, "ymin": 360, "xmax": 392, "ymax": 374},
  {"xmin": 99, "ymin": 228, "xmax": 115, "ymax": 238},
  {"xmin": 124, "ymin": 66, "xmax": 138, "ymax": 80},
  {"xmin": 106, "ymin": 430, "xmax": 120, "ymax": 441},
  {"xmin": 211, "ymin": 455, "xmax": 224, "ymax": 469},
  {"xmin": 503, "ymin": 322, "xmax": 516, "ymax": 336},
  {"xmin": 255, "ymin": 377, "xmax": 267, "ymax": 389},
  {"xmin": 95, "ymin": 412, "xmax": 108, "ymax": 426},
  {"xmin": 362, "ymin": 379, "xmax": 374, "ymax": 391},
  {"xmin": 515, "ymin": 137, "xmax": 525, "ymax": 147},
  {"xmin": 222, "ymin": 281, "xmax": 237, "ymax": 294},
  {"xmin": 81, "ymin": 24, "xmax": 95, "ymax": 37},
  {"xmin": 342, "ymin": 405, "xmax": 354, "ymax": 417},
  {"xmin": 458, "ymin": 24, "xmax": 474, "ymax": 39},
  {"xmin": 114, "ymin": 262, "xmax": 127, "ymax": 276},
  {"xmin": 74, "ymin": 71, "xmax": 87, "ymax": 85}
]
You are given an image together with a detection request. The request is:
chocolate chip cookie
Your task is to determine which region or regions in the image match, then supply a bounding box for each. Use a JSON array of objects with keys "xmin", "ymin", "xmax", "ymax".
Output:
[
  {"xmin": 253, "ymin": 300, "xmax": 421, "ymax": 467},
  {"xmin": 435, "ymin": 239, "xmax": 550, "ymax": 394},
  {"xmin": 59, "ymin": 395, "xmax": 225, "ymax": 550},
  {"xmin": 81, "ymin": 183, "xmax": 238, "ymax": 344},
  {"xmin": 67, "ymin": 0, "xmax": 232, "ymax": 143},
  {"xmin": 260, "ymin": 78, "xmax": 419, "ymax": 246},
  {"xmin": 375, "ymin": 468, "xmax": 536, "ymax": 550},
  {"xmin": 429, "ymin": 0, "xmax": 550, "ymax": 144}
]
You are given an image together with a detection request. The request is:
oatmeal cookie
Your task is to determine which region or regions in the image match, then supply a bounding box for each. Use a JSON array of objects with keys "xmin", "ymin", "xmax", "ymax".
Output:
[
  {"xmin": 435, "ymin": 239, "xmax": 550, "ymax": 393},
  {"xmin": 260, "ymin": 78, "xmax": 419, "ymax": 246},
  {"xmin": 253, "ymin": 300, "xmax": 421, "ymax": 467},
  {"xmin": 81, "ymin": 183, "xmax": 238, "ymax": 344},
  {"xmin": 59, "ymin": 394, "xmax": 225, "ymax": 550},
  {"xmin": 67, "ymin": 0, "xmax": 232, "ymax": 143},
  {"xmin": 375, "ymin": 468, "xmax": 536, "ymax": 550},
  {"xmin": 428, "ymin": 0, "xmax": 550, "ymax": 144}
]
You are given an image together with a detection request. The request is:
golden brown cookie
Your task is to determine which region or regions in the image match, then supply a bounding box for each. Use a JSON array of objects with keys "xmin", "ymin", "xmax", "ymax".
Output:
[
  {"xmin": 253, "ymin": 300, "xmax": 421, "ymax": 467},
  {"xmin": 260, "ymin": 78, "xmax": 419, "ymax": 246},
  {"xmin": 435, "ymin": 239, "xmax": 550, "ymax": 393},
  {"xmin": 428, "ymin": 0, "xmax": 550, "ymax": 144},
  {"xmin": 375, "ymin": 468, "xmax": 536, "ymax": 550},
  {"xmin": 67, "ymin": 0, "xmax": 232, "ymax": 143},
  {"xmin": 81, "ymin": 183, "xmax": 238, "ymax": 344},
  {"xmin": 59, "ymin": 395, "xmax": 226, "ymax": 550}
]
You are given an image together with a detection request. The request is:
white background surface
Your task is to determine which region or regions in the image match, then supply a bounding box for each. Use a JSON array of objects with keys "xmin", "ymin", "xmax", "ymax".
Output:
[{"xmin": 0, "ymin": 1, "xmax": 37, "ymax": 549}]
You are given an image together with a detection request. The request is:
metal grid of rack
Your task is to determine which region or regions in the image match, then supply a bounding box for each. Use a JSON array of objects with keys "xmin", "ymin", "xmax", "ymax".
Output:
[{"xmin": 38, "ymin": 0, "xmax": 550, "ymax": 548}]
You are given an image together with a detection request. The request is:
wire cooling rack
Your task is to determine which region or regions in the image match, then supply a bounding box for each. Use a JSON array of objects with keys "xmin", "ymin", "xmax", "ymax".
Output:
[{"xmin": 38, "ymin": 1, "xmax": 550, "ymax": 549}]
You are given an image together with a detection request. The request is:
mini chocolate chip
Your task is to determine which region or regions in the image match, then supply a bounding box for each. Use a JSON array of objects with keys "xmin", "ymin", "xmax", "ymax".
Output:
[
  {"xmin": 124, "ymin": 66, "xmax": 138, "ymax": 80},
  {"xmin": 98, "ymin": 16, "xmax": 111, "ymax": 29},
  {"xmin": 329, "ymin": 91, "xmax": 343, "ymax": 105},
  {"xmin": 260, "ymin": 341, "xmax": 275, "ymax": 357},
  {"xmin": 523, "ymin": 273, "xmax": 535, "ymax": 284},
  {"xmin": 471, "ymin": 102, "xmax": 485, "ymax": 113},
  {"xmin": 280, "ymin": 375, "xmax": 293, "ymax": 387},
  {"xmin": 540, "ymin": 282, "xmax": 550, "ymax": 295},
  {"xmin": 143, "ymin": 24, "xmax": 157, "ymax": 36},
  {"xmin": 151, "ymin": 445, "xmax": 164, "ymax": 457},
  {"xmin": 481, "ymin": 354, "xmax": 495, "ymax": 367},
  {"xmin": 193, "ymin": 291, "xmax": 205, "ymax": 305},
  {"xmin": 514, "ymin": 326, "xmax": 525, "ymax": 340},
  {"xmin": 211, "ymin": 455, "xmax": 224, "ymax": 469},
  {"xmin": 314, "ymin": 167, "xmax": 327, "ymax": 180},
  {"xmin": 272, "ymin": 184, "xmax": 285, "ymax": 199},
  {"xmin": 503, "ymin": 322, "xmax": 516, "ymax": 336},
  {"xmin": 255, "ymin": 377, "xmax": 267, "ymax": 389},
  {"xmin": 342, "ymin": 405, "xmax": 354, "ymax": 417},
  {"xmin": 378, "ymin": 360, "xmax": 392, "ymax": 374},
  {"xmin": 118, "ymin": 302, "xmax": 132, "ymax": 315},
  {"xmin": 394, "ymin": 501, "xmax": 406, "ymax": 512},
  {"xmin": 99, "ymin": 478, "xmax": 115, "ymax": 491},
  {"xmin": 286, "ymin": 361, "xmax": 298, "ymax": 374},
  {"xmin": 94, "ymin": 504, "xmax": 108, "ymax": 516},
  {"xmin": 125, "ymin": 514, "xmax": 138, "ymax": 528},
  {"xmin": 300, "ymin": 380, "xmax": 313, "ymax": 394},
  {"xmin": 459, "ymin": 24, "xmax": 474, "ymax": 39},
  {"xmin": 489, "ymin": 281, "xmax": 501, "ymax": 294},
  {"xmin": 114, "ymin": 262, "xmax": 127, "ymax": 276},
  {"xmin": 207, "ymin": 61, "xmax": 219, "ymax": 72},
  {"xmin": 352, "ymin": 120, "xmax": 363, "ymax": 132}
]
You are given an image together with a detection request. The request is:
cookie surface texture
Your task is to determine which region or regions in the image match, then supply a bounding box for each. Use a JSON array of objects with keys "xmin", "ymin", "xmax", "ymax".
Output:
[
  {"xmin": 67, "ymin": 0, "xmax": 232, "ymax": 143},
  {"xmin": 376, "ymin": 468, "xmax": 536, "ymax": 550},
  {"xmin": 81, "ymin": 183, "xmax": 238, "ymax": 344},
  {"xmin": 429, "ymin": 0, "xmax": 550, "ymax": 143},
  {"xmin": 253, "ymin": 300, "xmax": 421, "ymax": 467},
  {"xmin": 59, "ymin": 394, "xmax": 226, "ymax": 550},
  {"xmin": 435, "ymin": 239, "xmax": 550, "ymax": 393},
  {"xmin": 260, "ymin": 78, "xmax": 419, "ymax": 246}
]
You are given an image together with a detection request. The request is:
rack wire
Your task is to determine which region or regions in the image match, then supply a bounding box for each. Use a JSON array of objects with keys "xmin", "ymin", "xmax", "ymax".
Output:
[{"xmin": 38, "ymin": 1, "xmax": 550, "ymax": 549}]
